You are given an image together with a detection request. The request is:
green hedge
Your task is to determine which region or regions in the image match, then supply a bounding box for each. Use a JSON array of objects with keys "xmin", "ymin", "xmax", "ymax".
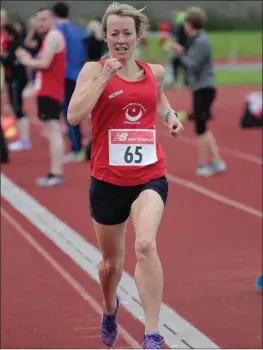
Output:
[
  {"xmin": 7, "ymin": 10, "xmax": 262, "ymax": 32},
  {"xmin": 205, "ymin": 9, "xmax": 262, "ymax": 31},
  {"xmin": 148, "ymin": 11, "xmax": 262, "ymax": 31}
]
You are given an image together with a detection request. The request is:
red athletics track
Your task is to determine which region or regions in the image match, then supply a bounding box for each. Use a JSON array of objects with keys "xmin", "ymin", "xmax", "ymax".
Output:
[
  {"xmin": 1, "ymin": 85, "xmax": 262, "ymax": 349},
  {"xmin": 1, "ymin": 205, "xmax": 139, "ymax": 349}
]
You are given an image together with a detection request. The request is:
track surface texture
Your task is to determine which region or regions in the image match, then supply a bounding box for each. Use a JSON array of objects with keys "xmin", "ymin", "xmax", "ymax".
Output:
[{"xmin": 1, "ymin": 84, "xmax": 262, "ymax": 349}]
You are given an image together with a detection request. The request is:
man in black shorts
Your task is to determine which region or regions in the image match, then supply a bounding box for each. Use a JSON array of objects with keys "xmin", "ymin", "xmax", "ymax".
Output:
[
  {"xmin": 172, "ymin": 7, "xmax": 226, "ymax": 176},
  {"xmin": 16, "ymin": 8, "xmax": 66, "ymax": 187}
]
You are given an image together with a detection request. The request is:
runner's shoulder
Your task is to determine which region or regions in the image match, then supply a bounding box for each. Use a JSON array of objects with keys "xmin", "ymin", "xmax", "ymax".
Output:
[
  {"xmin": 80, "ymin": 61, "xmax": 103, "ymax": 77},
  {"xmin": 77, "ymin": 61, "xmax": 103, "ymax": 82},
  {"xmin": 148, "ymin": 63, "xmax": 166, "ymax": 85},
  {"xmin": 46, "ymin": 29, "xmax": 64, "ymax": 42}
]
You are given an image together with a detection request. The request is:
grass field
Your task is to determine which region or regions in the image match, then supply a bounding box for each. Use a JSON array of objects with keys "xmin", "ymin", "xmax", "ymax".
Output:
[
  {"xmin": 165, "ymin": 69, "xmax": 262, "ymax": 87},
  {"xmin": 208, "ymin": 31, "xmax": 262, "ymax": 58},
  {"xmin": 215, "ymin": 69, "xmax": 262, "ymax": 86},
  {"xmin": 140, "ymin": 30, "xmax": 262, "ymax": 63}
]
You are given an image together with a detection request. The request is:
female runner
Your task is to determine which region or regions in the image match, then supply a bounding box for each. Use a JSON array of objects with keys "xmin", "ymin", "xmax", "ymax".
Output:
[{"xmin": 68, "ymin": 2, "xmax": 184, "ymax": 348}]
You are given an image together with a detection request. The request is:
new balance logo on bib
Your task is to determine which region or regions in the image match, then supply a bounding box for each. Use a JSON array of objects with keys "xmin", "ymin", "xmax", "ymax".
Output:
[{"xmin": 109, "ymin": 129, "xmax": 158, "ymax": 166}]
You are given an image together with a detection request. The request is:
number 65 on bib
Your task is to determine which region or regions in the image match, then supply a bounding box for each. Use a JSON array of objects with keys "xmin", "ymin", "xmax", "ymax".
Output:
[{"xmin": 109, "ymin": 129, "xmax": 158, "ymax": 166}]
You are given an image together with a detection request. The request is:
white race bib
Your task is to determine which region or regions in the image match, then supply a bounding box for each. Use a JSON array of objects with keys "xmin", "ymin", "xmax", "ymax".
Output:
[{"xmin": 109, "ymin": 129, "xmax": 158, "ymax": 166}]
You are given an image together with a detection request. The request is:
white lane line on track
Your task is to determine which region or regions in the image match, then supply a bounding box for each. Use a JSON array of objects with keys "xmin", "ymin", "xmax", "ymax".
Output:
[
  {"xmin": 178, "ymin": 135, "xmax": 262, "ymax": 165},
  {"xmin": 3, "ymin": 98, "xmax": 262, "ymax": 214},
  {"xmin": 157, "ymin": 129, "xmax": 262, "ymax": 165},
  {"xmin": 2, "ymin": 94, "xmax": 262, "ymax": 165},
  {"xmin": 166, "ymin": 173, "xmax": 262, "ymax": 219},
  {"xmin": 28, "ymin": 116, "xmax": 262, "ymax": 218},
  {"xmin": 1, "ymin": 173, "xmax": 220, "ymax": 349},
  {"xmin": 1, "ymin": 207, "xmax": 140, "ymax": 349}
]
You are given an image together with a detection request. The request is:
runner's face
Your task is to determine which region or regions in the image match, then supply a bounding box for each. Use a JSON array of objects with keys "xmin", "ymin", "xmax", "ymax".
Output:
[
  {"xmin": 36, "ymin": 10, "xmax": 54, "ymax": 35},
  {"xmin": 105, "ymin": 15, "xmax": 138, "ymax": 61}
]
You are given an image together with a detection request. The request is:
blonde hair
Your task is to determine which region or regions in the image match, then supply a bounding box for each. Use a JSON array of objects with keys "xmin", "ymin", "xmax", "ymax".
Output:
[
  {"xmin": 102, "ymin": 2, "xmax": 149, "ymax": 37},
  {"xmin": 88, "ymin": 19, "xmax": 104, "ymax": 41}
]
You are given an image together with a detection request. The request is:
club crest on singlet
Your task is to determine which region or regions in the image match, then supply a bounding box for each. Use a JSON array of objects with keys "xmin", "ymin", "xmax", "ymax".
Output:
[{"xmin": 123, "ymin": 102, "xmax": 146, "ymax": 124}]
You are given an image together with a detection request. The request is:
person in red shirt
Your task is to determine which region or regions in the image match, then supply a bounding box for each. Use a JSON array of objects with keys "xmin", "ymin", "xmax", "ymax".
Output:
[
  {"xmin": 68, "ymin": 2, "xmax": 183, "ymax": 348},
  {"xmin": 0, "ymin": 53, "xmax": 9, "ymax": 164},
  {"xmin": 1, "ymin": 9, "xmax": 8, "ymax": 51},
  {"xmin": 1, "ymin": 9, "xmax": 10, "ymax": 76},
  {"xmin": 0, "ymin": 29, "xmax": 8, "ymax": 55},
  {"xmin": 0, "ymin": 9, "xmax": 9, "ymax": 163},
  {"xmin": 16, "ymin": 7, "xmax": 66, "ymax": 187}
]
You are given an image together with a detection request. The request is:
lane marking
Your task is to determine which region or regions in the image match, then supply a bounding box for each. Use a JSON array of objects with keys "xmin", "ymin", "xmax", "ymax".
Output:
[
  {"xmin": 178, "ymin": 135, "xmax": 262, "ymax": 165},
  {"xmin": 11, "ymin": 115, "xmax": 262, "ymax": 217},
  {"xmin": 1, "ymin": 207, "xmax": 140, "ymax": 349},
  {"xmin": 4, "ymin": 98, "xmax": 261, "ymax": 166},
  {"xmin": 1, "ymin": 173, "xmax": 219, "ymax": 349},
  {"xmin": 166, "ymin": 173, "xmax": 262, "ymax": 218},
  {"xmin": 157, "ymin": 129, "xmax": 262, "ymax": 165}
]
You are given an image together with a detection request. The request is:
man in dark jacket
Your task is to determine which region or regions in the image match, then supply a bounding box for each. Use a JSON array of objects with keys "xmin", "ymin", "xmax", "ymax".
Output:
[
  {"xmin": 170, "ymin": 10, "xmax": 188, "ymax": 85},
  {"xmin": 0, "ymin": 64, "xmax": 9, "ymax": 164},
  {"xmin": 0, "ymin": 23, "xmax": 31, "ymax": 152},
  {"xmin": 171, "ymin": 7, "xmax": 226, "ymax": 176}
]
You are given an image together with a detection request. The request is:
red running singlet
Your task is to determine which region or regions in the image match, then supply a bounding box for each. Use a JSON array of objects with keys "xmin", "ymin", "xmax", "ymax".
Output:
[
  {"xmin": 35, "ymin": 30, "xmax": 66, "ymax": 103},
  {"xmin": 90, "ymin": 60, "xmax": 166, "ymax": 186},
  {"xmin": 1, "ymin": 30, "xmax": 11, "ymax": 78}
]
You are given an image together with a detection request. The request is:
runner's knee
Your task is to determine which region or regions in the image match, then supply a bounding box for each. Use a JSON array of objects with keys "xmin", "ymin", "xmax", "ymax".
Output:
[
  {"xmin": 99, "ymin": 258, "xmax": 124, "ymax": 274},
  {"xmin": 135, "ymin": 239, "xmax": 156, "ymax": 259}
]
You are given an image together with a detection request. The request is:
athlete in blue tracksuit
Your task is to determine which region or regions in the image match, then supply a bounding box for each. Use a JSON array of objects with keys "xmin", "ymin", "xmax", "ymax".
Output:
[
  {"xmin": 256, "ymin": 274, "xmax": 262, "ymax": 290},
  {"xmin": 52, "ymin": 2, "xmax": 88, "ymax": 161}
]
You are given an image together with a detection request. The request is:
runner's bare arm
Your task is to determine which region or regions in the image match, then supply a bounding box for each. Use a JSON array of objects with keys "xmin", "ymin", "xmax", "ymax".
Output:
[
  {"xmin": 149, "ymin": 64, "xmax": 177, "ymax": 117},
  {"xmin": 18, "ymin": 30, "xmax": 63, "ymax": 70},
  {"xmin": 150, "ymin": 63, "xmax": 184, "ymax": 136},
  {"xmin": 67, "ymin": 62, "xmax": 107, "ymax": 126}
]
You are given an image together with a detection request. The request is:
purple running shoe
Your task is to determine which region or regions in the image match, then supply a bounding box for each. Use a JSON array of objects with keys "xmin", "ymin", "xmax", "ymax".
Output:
[
  {"xmin": 142, "ymin": 331, "xmax": 164, "ymax": 349},
  {"xmin": 100, "ymin": 295, "xmax": 120, "ymax": 347}
]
